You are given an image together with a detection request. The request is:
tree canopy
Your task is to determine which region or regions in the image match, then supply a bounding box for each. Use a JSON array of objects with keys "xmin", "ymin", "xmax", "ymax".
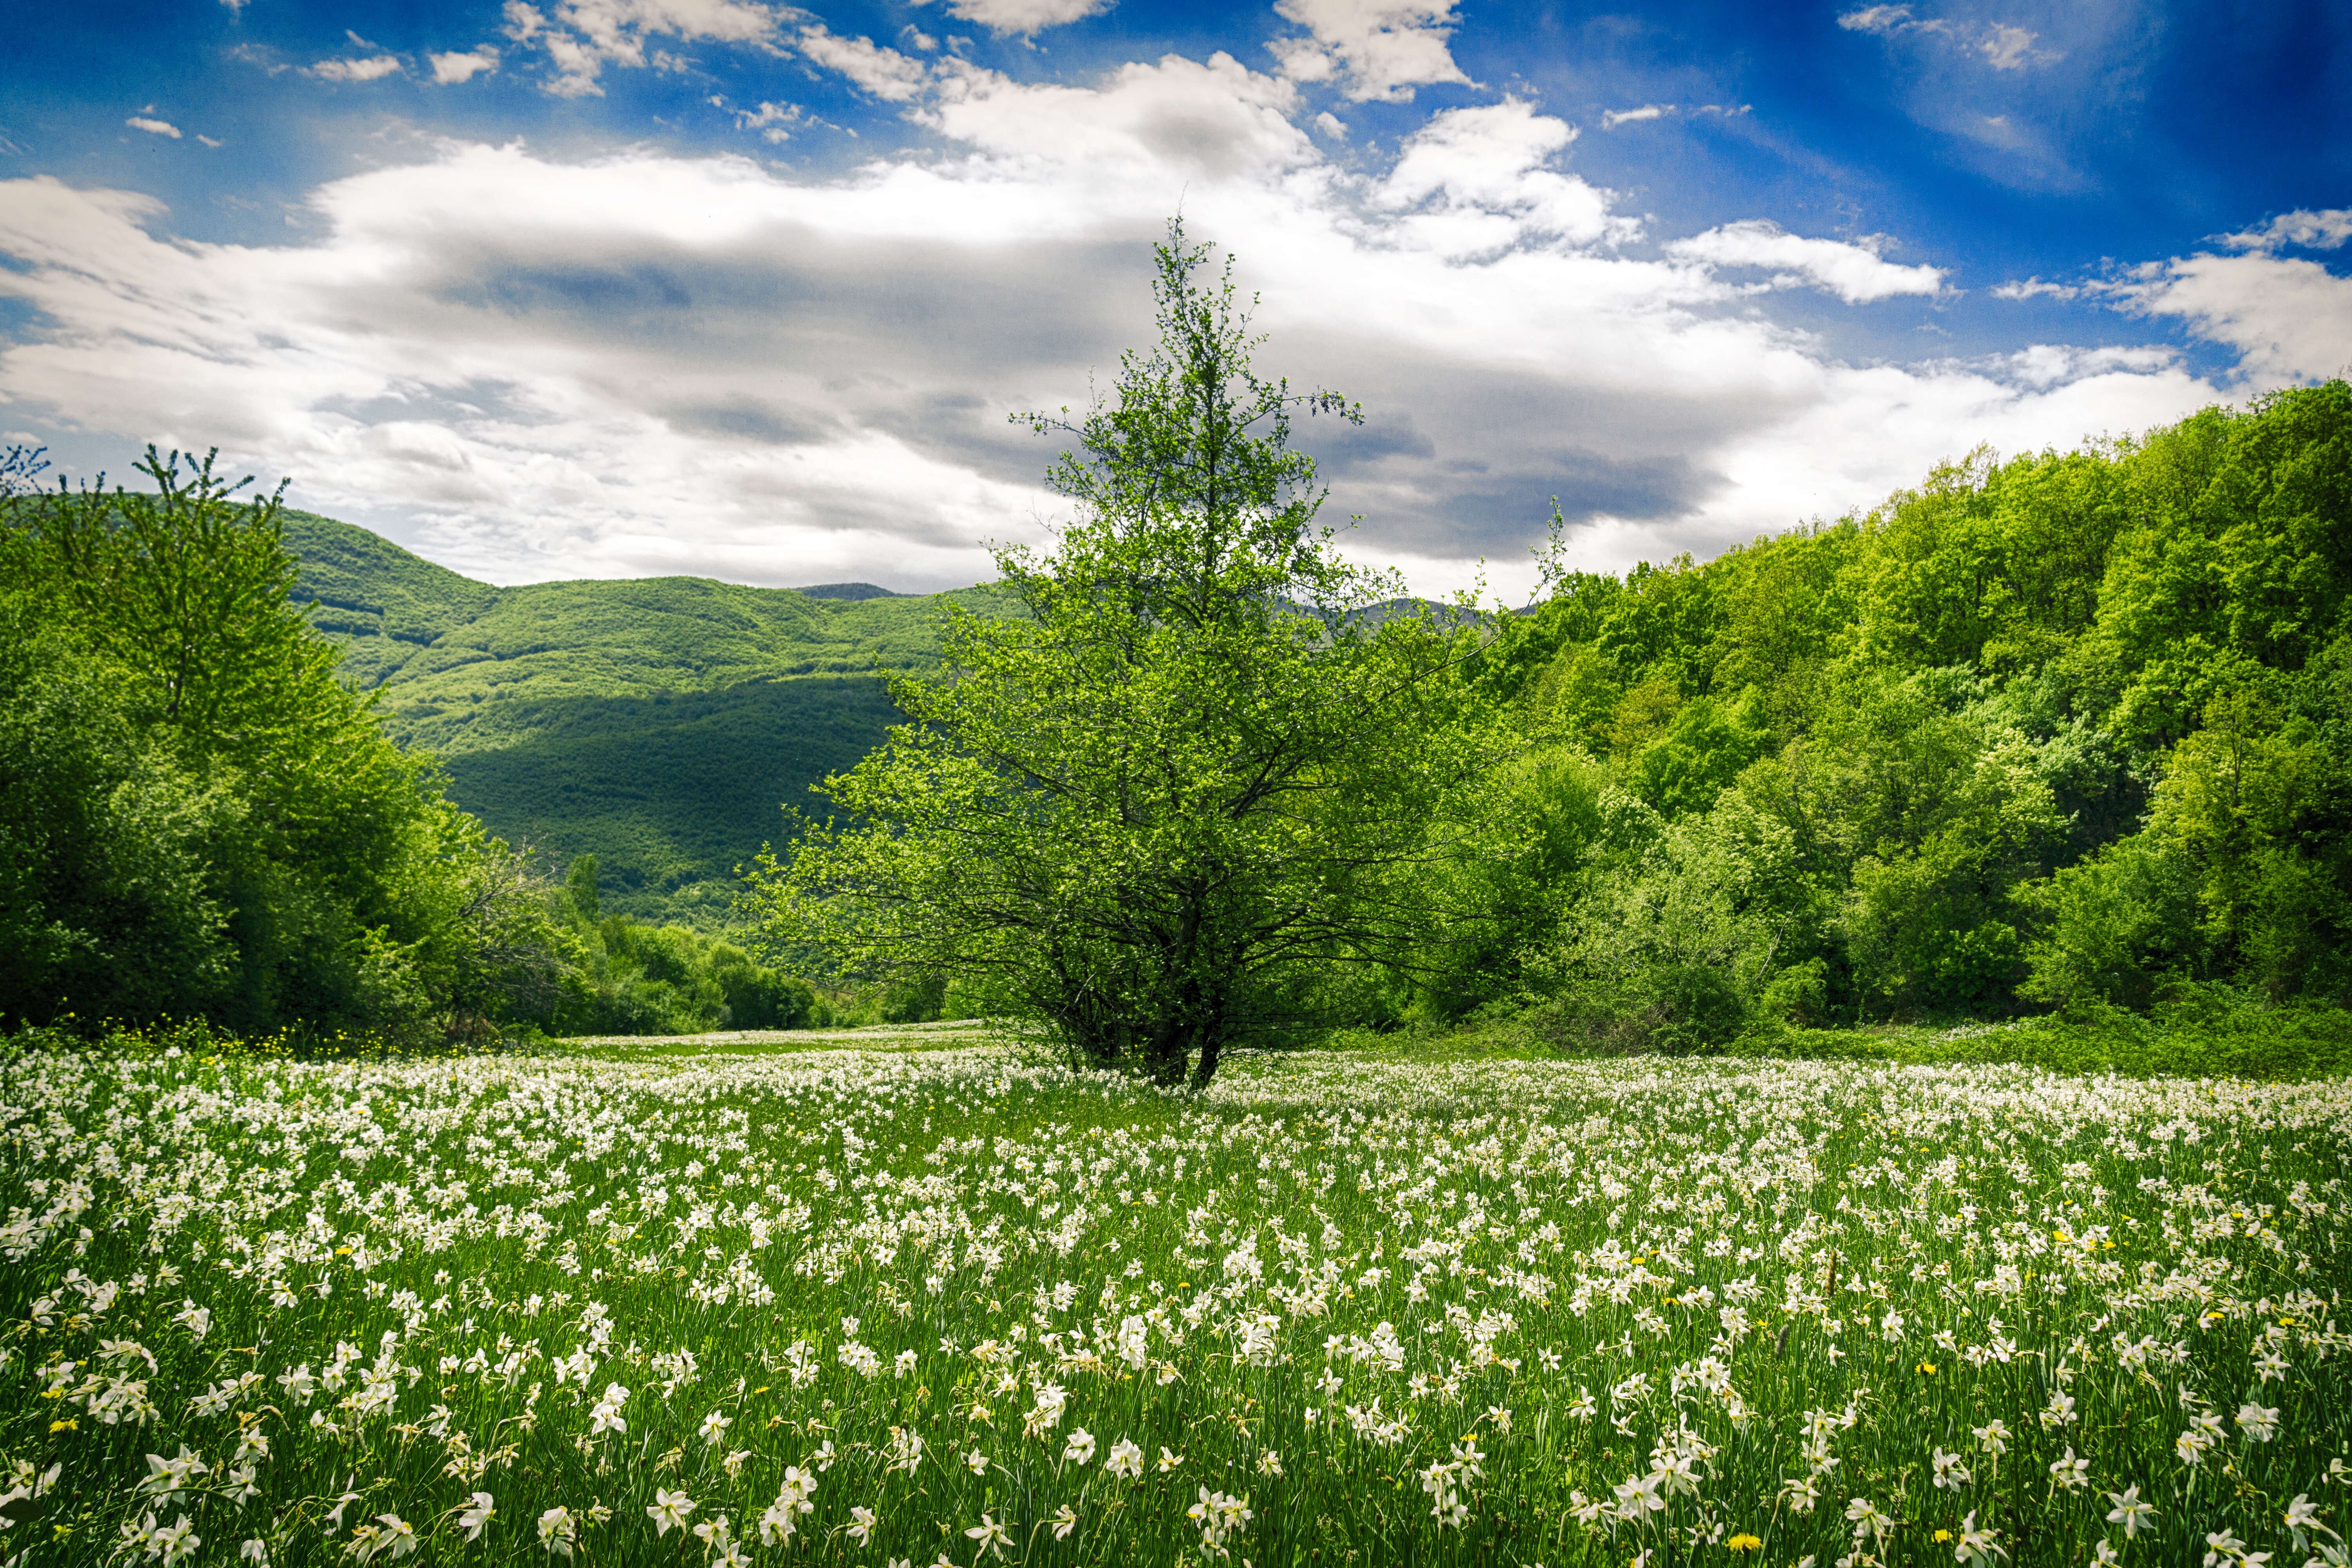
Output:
[
  {"xmin": 746, "ymin": 221, "xmax": 1508, "ymax": 1085},
  {"xmin": 0, "ymin": 448, "xmax": 555, "ymax": 1042}
]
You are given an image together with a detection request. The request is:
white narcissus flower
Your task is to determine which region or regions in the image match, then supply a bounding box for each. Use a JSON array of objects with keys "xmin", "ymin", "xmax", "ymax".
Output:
[
  {"xmin": 1105, "ymin": 1438, "xmax": 1144, "ymax": 1480},
  {"xmin": 1954, "ymin": 1510, "xmax": 2005, "ymax": 1567},
  {"xmin": 2285, "ymin": 1492, "xmax": 2340, "ymax": 1548},
  {"xmin": 2106, "ymin": 1486, "xmax": 2158, "ymax": 1539},
  {"xmin": 2049, "ymin": 1448, "xmax": 2090, "ymax": 1492},
  {"xmin": 1063, "ymin": 1427, "xmax": 1096, "ymax": 1465},
  {"xmin": 537, "ymin": 1506, "xmax": 577, "ymax": 1560},
  {"xmin": 151, "ymin": 1516, "xmax": 201, "ymax": 1566},
  {"xmin": 848, "ymin": 1506, "xmax": 877, "ymax": 1546},
  {"xmin": 2237, "ymin": 1403, "xmax": 2281, "ymax": 1443},
  {"xmin": 647, "ymin": 1489, "xmax": 695, "ymax": 1537},
  {"xmin": 1050, "ymin": 1505, "xmax": 1078, "ymax": 1541},
  {"xmin": 372, "ymin": 1514, "xmax": 417, "ymax": 1560},
  {"xmin": 458, "ymin": 1493, "xmax": 495, "ymax": 1542},
  {"xmin": 965, "ymin": 1513, "xmax": 1012, "ymax": 1559},
  {"xmin": 588, "ymin": 1384, "xmax": 628, "ymax": 1436}
]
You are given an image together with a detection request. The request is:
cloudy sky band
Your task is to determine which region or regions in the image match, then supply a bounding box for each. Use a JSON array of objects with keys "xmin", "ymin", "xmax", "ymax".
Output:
[{"xmin": 0, "ymin": 0, "xmax": 2345, "ymax": 596}]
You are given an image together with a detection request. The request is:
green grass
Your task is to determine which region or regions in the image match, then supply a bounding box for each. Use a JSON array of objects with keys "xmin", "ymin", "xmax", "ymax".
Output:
[{"xmin": 3, "ymin": 1029, "xmax": 2347, "ymax": 1567}]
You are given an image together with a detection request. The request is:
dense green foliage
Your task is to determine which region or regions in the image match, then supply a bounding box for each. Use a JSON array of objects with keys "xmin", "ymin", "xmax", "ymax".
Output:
[
  {"xmin": 0, "ymin": 450, "xmax": 554, "ymax": 1043},
  {"xmin": 9, "ymin": 257, "xmax": 2345, "ymax": 1062},
  {"xmin": 283, "ymin": 512, "xmax": 1014, "ymax": 923},
  {"xmin": 1448, "ymin": 381, "xmax": 2352, "ymax": 1050},
  {"xmin": 749, "ymin": 224, "xmax": 1507, "ymax": 1085},
  {"xmin": 535, "ymin": 854, "xmax": 819, "ymax": 1035}
]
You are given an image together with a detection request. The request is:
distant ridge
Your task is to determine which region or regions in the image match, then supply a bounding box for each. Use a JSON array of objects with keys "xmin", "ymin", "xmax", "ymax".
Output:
[{"xmin": 277, "ymin": 511, "xmax": 1019, "ymax": 927}]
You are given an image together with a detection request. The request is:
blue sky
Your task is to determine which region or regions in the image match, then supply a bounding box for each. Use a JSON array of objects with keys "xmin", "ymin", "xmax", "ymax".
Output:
[{"xmin": 1, "ymin": 0, "xmax": 2346, "ymax": 596}]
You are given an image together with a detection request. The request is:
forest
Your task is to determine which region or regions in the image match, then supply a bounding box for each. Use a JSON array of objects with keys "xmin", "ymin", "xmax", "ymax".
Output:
[
  {"xmin": 2, "ymin": 373, "xmax": 2347, "ymax": 1061},
  {"xmin": 1443, "ymin": 378, "xmax": 2351, "ymax": 1052}
]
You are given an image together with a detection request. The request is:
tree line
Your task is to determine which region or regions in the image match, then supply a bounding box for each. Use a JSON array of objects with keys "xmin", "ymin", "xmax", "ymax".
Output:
[
  {"xmin": 748, "ymin": 220, "xmax": 2352, "ymax": 1082},
  {"xmin": 6, "ymin": 219, "xmax": 2345, "ymax": 1074}
]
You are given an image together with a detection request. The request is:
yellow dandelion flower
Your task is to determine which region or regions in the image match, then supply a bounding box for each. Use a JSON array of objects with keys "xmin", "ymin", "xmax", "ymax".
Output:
[{"xmin": 1728, "ymin": 1533, "xmax": 1764, "ymax": 1552}]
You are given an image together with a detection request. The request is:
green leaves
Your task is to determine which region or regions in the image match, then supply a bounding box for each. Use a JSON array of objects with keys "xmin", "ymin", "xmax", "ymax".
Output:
[
  {"xmin": 749, "ymin": 220, "xmax": 1506, "ymax": 1084},
  {"xmin": 0, "ymin": 448, "xmax": 563, "ymax": 1044}
]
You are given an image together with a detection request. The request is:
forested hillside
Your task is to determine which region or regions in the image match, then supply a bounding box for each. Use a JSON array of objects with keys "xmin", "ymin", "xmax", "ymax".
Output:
[
  {"xmin": 281, "ymin": 513, "xmax": 1013, "ymax": 922},
  {"xmin": 1441, "ymin": 381, "xmax": 2350, "ymax": 1042}
]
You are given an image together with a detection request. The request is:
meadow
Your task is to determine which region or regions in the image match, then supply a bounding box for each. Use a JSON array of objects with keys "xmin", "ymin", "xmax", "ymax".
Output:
[{"xmin": 2, "ymin": 1028, "xmax": 2347, "ymax": 1568}]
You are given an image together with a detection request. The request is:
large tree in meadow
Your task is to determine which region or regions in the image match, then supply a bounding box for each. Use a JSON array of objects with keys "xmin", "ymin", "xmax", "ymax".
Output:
[{"xmin": 748, "ymin": 221, "xmax": 1507, "ymax": 1085}]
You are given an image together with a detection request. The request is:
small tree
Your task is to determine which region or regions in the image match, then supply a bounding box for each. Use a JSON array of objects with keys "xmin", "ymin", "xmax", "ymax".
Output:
[{"xmin": 747, "ymin": 220, "xmax": 1506, "ymax": 1086}]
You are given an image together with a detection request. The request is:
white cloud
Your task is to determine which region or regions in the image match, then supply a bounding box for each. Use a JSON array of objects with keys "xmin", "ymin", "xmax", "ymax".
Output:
[
  {"xmin": 1600, "ymin": 103, "xmax": 1671, "ymax": 129},
  {"xmin": 2097, "ymin": 251, "xmax": 2352, "ymax": 388},
  {"xmin": 924, "ymin": 53, "xmax": 1309, "ymax": 184},
  {"xmin": 1666, "ymin": 220, "xmax": 1945, "ymax": 303},
  {"xmin": 125, "ymin": 116, "xmax": 183, "ymax": 138},
  {"xmin": 2220, "ymin": 208, "xmax": 2352, "ymax": 252},
  {"xmin": 1838, "ymin": 6, "xmax": 2056, "ymax": 69},
  {"xmin": 504, "ymin": 0, "xmax": 791, "ymax": 96},
  {"xmin": 1375, "ymin": 100, "xmax": 1634, "ymax": 256},
  {"xmin": 429, "ymin": 46, "xmax": 503, "ymax": 83},
  {"xmin": 1978, "ymin": 23, "xmax": 2036, "ymax": 69},
  {"xmin": 197, "ymin": 135, "xmax": 224, "ymax": 148},
  {"xmin": 795, "ymin": 25, "xmax": 930, "ymax": 101},
  {"xmin": 734, "ymin": 100, "xmax": 808, "ymax": 142},
  {"xmin": 912, "ymin": 0, "xmax": 1113, "ymax": 36},
  {"xmin": 1990, "ymin": 343, "xmax": 2175, "ymax": 389},
  {"xmin": 1837, "ymin": 6, "xmax": 1938, "ymax": 38},
  {"xmin": 0, "ymin": 61, "xmax": 2227, "ymax": 600},
  {"xmin": 1991, "ymin": 276, "xmax": 2078, "ymax": 301},
  {"xmin": 1268, "ymin": 0, "xmax": 1472, "ymax": 103},
  {"xmin": 312, "ymin": 55, "xmax": 405, "ymax": 82},
  {"xmin": 1314, "ymin": 111, "xmax": 1346, "ymax": 139}
]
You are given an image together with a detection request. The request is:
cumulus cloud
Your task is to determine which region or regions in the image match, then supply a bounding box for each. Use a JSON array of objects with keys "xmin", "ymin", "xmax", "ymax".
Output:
[
  {"xmin": 311, "ymin": 55, "xmax": 405, "ymax": 82},
  {"xmin": 734, "ymin": 100, "xmax": 809, "ymax": 142},
  {"xmin": 2096, "ymin": 252, "xmax": 2352, "ymax": 388},
  {"xmin": 1666, "ymin": 220, "xmax": 1945, "ymax": 303},
  {"xmin": 795, "ymin": 25, "xmax": 930, "ymax": 101},
  {"xmin": 1267, "ymin": 0, "xmax": 1473, "ymax": 103},
  {"xmin": 1987, "ymin": 343, "xmax": 2174, "ymax": 389},
  {"xmin": 125, "ymin": 116, "xmax": 182, "ymax": 138},
  {"xmin": 923, "ymin": 53, "xmax": 1310, "ymax": 184},
  {"xmin": 1374, "ymin": 100, "xmax": 1635, "ymax": 256},
  {"xmin": 0, "ymin": 54, "xmax": 2228, "ymax": 598},
  {"xmin": 503, "ymin": 0, "xmax": 791, "ymax": 96},
  {"xmin": 430, "ymin": 46, "xmax": 503, "ymax": 83},
  {"xmin": 1600, "ymin": 103, "xmax": 1671, "ymax": 129},
  {"xmin": 912, "ymin": 0, "xmax": 1113, "ymax": 36},
  {"xmin": 2220, "ymin": 208, "xmax": 2352, "ymax": 252}
]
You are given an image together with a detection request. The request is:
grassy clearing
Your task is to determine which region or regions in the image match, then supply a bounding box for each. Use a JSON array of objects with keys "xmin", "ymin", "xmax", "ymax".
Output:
[{"xmin": 2, "ymin": 1032, "xmax": 2347, "ymax": 1568}]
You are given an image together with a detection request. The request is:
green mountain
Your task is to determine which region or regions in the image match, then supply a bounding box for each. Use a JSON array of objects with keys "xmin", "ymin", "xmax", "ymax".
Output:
[{"xmin": 282, "ymin": 512, "xmax": 1011, "ymax": 925}]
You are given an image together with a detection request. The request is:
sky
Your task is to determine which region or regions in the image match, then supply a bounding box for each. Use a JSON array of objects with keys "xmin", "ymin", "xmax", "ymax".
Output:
[{"xmin": 0, "ymin": 0, "xmax": 2347, "ymax": 599}]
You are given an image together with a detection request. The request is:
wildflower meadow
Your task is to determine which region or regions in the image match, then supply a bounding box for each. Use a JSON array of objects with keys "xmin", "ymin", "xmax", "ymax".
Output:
[{"xmin": 2, "ymin": 1029, "xmax": 2347, "ymax": 1568}]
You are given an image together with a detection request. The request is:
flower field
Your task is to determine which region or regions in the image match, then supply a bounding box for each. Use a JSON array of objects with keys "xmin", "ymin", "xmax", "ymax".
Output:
[{"xmin": 2, "ymin": 1034, "xmax": 2348, "ymax": 1568}]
